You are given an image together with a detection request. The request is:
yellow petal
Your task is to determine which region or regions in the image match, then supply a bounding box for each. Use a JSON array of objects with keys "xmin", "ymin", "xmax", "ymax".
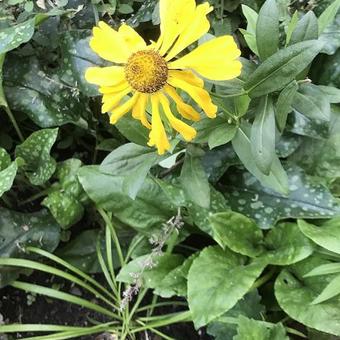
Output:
[
  {"xmin": 109, "ymin": 92, "xmax": 139, "ymax": 124},
  {"xmin": 159, "ymin": 93, "xmax": 197, "ymax": 141},
  {"xmin": 168, "ymin": 75, "xmax": 217, "ymax": 118},
  {"xmin": 118, "ymin": 24, "xmax": 147, "ymax": 51},
  {"xmin": 158, "ymin": 0, "xmax": 196, "ymax": 56},
  {"xmin": 90, "ymin": 21, "xmax": 131, "ymax": 63},
  {"xmin": 132, "ymin": 94, "xmax": 151, "ymax": 129},
  {"xmin": 102, "ymin": 87, "xmax": 132, "ymax": 113},
  {"xmin": 148, "ymin": 94, "xmax": 170, "ymax": 155},
  {"xmin": 168, "ymin": 70, "xmax": 204, "ymax": 88},
  {"xmin": 165, "ymin": 3, "xmax": 213, "ymax": 61},
  {"xmin": 99, "ymin": 81, "xmax": 130, "ymax": 94},
  {"xmin": 164, "ymin": 85, "xmax": 200, "ymax": 121},
  {"xmin": 85, "ymin": 66, "xmax": 125, "ymax": 86},
  {"xmin": 168, "ymin": 36, "xmax": 242, "ymax": 80}
]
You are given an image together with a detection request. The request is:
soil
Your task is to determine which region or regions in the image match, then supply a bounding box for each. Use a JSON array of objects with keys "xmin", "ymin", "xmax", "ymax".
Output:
[{"xmin": 0, "ymin": 272, "xmax": 211, "ymax": 340}]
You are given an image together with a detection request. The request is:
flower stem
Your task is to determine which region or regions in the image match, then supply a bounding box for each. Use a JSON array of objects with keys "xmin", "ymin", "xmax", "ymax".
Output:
[{"xmin": 4, "ymin": 106, "xmax": 24, "ymax": 142}]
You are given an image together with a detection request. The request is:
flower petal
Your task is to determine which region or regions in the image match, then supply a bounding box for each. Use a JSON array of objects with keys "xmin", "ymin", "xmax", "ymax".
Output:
[
  {"xmin": 85, "ymin": 66, "xmax": 125, "ymax": 86},
  {"xmin": 102, "ymin": 87, "xmax": 132, "ymax": 113},
  {"xmin": 165, "ymin": 3, "xmax": 213, "ymax": 61},
  {"xmin": 168, "ymin": 72, "xmax": 217, "ymax": 118},
  {"xmin": 164, "ymin": 85, "xmax": 200, "ymax": 121},
  {"xmin": 109, "ymin": 92, "xmax": 139, "ymax": 124},
  {"xmin": 168, "ymin": 70, "xmax": 204, "ymax": 88},
  {"xmin": 148, "ymin": 94, "xmax": 170, "ymax": 155},
  {"xmin": 118, "ymin": 24, "xmax": 147, "ymax": 51},
  {"xmin": 159, "ymin": 93, "xmax": 197, "ymax": 141},
  {"xmin": 158, "ymin": 0, "xmax": 196, "ymax": 56},
  {"xmin": 90, "ymin": 22, "xmax": 130, "ymax": 63},
  {"xmin": 168, "ymin": 36, "xmax": 242, "ymax": 80},
  {"xmin": 99, "ymin": 81, "xmax": 130, "ymax": 94},
  {"xmin": 132, "ymin": 94, "xmax": 151, "ymax": 129}
]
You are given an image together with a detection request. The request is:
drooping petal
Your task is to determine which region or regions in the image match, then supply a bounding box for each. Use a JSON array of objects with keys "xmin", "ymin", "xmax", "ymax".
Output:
[
  {"xmin": 109, "ymin": 92, "xmax": 139, "ymax": 124},
  {"xmin": 159, "ymin": 93, "xmax": 197, "ymax": 141},
  {"xmin": 85, "ymin": 66, "xmax": 125, "ymax": 86},
  {"xmin": 168, "ymin": 73, "xmax": 217, "ymax": 118},
  {"xmin": 158, "ymin": 0, "xmax": 196, "ymax": 56},
  {"xmin": 99, "ymin": 80, "xmax": 131, "ymax": 94},
  {"xmin": 132, "ymin": 94, "xmax": 151, "ymax": 129},
  {"xmin": 118, "ymin": 23, "xmax": 147, "ymax": 51},
  {"xmin": 168, "ymin": 70, "xmax": 204, "ymax": 88},
  {"xmin": 148, "ymin": 94, "xmax": 170, "ymax": 155},
  {"xmin": 165, "ymin": 3, "xmax": 213, "ymax": 61},
  {"xmin": 164, "ymin": 85, "xmax": 200, "ymax": 121},
  {"xmin": 101, "ymin": 87, "xmax": 132, "ymax": 113},
  {"xmin": 168, "ymin": 36, "xmax": 242, "ymax": 80}
]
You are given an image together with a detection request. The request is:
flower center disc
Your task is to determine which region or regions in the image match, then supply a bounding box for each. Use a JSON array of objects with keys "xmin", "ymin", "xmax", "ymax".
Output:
[{"xmin": 125, "ymin": 50, "xmax": 168, "ymax": 93}]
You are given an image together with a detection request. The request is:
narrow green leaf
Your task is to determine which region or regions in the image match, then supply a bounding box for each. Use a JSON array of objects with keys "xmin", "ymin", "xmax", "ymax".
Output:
[
  {"xmin": 311, "ymin": 274, "xmax": 340, "ymax": 304},
  {"xmin": 256, "ymin": 0, "xmax": 279, "ymax": 60},
  {"xmin": 275, "ymin": 81, "xmax": 298, "ymax": 132},
  {"xmin": 244, "ymin": 40, "xmax": 323, "ymax": 97},
  {"xmin": 232, "ymin": 123, "xmax": 288, "ymax": 195},
  {"xmin": 251, "ymin": 96, "xmax": 276, "ymax": 175},
  {"xmin": 318, "ymin": 85, "xmax": 340, "ymax": 103},
  {"xmin": 285, "ymin": 11, "xmax": 299, "ymax": 45},
  {"xmin": 318, "ymin": 0, "xmax": 340, "ymax": 34},
  {"xmin": 208, "ymin": 124, "xmax": 237, "ymax": 149},
  {"xmin": 304, "ymin": 263, "xmax": 340, "ymax": 277},
  {"xmin": 240, "ymin": 5, "xmax": 259, "ymax": 54},
  {"xmin": 180, "ymin": 145, "xmax": 210, "ymax": 208},
  {"xmin": 290, "ymin": 11, "xmax": 319, "ymax": 45}
]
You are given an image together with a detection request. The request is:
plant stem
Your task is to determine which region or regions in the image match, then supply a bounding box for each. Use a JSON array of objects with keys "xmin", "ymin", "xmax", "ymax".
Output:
[
  {"xmin": 4, "ymin": 106, "xmax": 24, "ymax": 142},
  {"xmin": 251, "ymin": 267, "xmax": 276, "ymax": 290}
]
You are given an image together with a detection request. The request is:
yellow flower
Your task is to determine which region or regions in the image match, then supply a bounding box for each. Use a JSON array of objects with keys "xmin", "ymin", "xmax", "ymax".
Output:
[{"xmin": 85, "ymin": 0, "xmax": 242, "ymax": 155}]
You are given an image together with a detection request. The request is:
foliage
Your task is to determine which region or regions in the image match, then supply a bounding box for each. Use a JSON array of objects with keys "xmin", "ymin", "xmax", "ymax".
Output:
[{"xmin": 0, "ymin": 0, "xmax": 340, "ymax": 338}]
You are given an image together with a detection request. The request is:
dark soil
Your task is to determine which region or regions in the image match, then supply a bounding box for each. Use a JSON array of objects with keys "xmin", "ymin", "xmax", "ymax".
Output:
[{"xmin": 0, "ymin": 272, "xmax": 210, "ymax": 340}]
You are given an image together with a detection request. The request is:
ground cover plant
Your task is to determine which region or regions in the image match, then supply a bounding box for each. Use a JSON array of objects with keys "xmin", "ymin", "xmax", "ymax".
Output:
[{"xmin": 0, "ymin": 0, "xmax": 340, "ymax": 338}]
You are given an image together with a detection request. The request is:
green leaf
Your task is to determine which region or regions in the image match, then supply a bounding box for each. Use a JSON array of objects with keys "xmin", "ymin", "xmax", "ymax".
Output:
[
  {"xmin": 232, "ymin": 123, "xmax": 289, "ymax": 195},
  {"xmin": 318, "ymin": 85, "xmax": 340, "ymax": 103},
  {"xmin": 180, "ymin": 145, "xmax": 210, "ymax": 208},
  {"xmin": 208, "ymin": 124, "xmax": 237, "ymax": 149},
  {"xmin": 78, "ymin": 166, "xmax": 177, "ymax": 234},
  {"xmin": 298, "ymin": 218, "xmax": 340, "ymax": 254},
  {"xmin": 207, "ymin": 290, "xmax": 265, "ymax": 340},
  {"xmin": 115, "ymin": 115, "xmax": 149, "ymax": 146},
  {"xmin": 289, "ymin": 11, "xmax": 319, "ymax": 45},
  {"xmin": 210, "ymin": 212, "xmax": 264, "ymax": 257},
  {"xmin": 311, "ymin": 274, "xmax": 340, "ymax": 304},
  {"xmin": 256, "ymin": 0, "xmax": 279, "ymax": 60},
  {"xmin": 4, "ymin": 57, "xmax": 84, "ymax": 127},
  {"xmin": 244, "ymin": 40, "xmax": 323, "ymax": 98},
  {"xmin": 275, "ymin": 255, "xmax": 340, "ymax": 336},
  {"xmin": 0, "ymin": 208, "xmax": 60, "ymax": 287},
  {"xmin": 234, "ymin": 316, "xmax": 288, "ymax": 340},
  {"xmin": 15, "ymin": 128, "xmax": 58, "ymax": 185},
  {"xmin": 251, "ymin": 95, "xmax": 276, "ymax": 175},
  {"xmin": 0, "ymin": 18, "xmax": 35, "ymax": 54},
  {"xmin": 305, "ymin": 263, "xmax": 340, "ymax": 277},
  {"xmin": 0, "ymin": 54, "xmax": 7, "ymax": 108},
  {"xmin": 260, "ymin": 222, "xmax": 313, "ymax": 265},
  {"xmin": 187, "ymin": 187, "xmax": 230, "ymax": 235},
  {"xmin": 285, "ymin": 11, "xmax": 299, "ymax": 45},
  {"xmin": 100, "ymin": 143, "xmax": 162, "ymax": 199},
  {"xmin": 154, "ymin": 253, "xmax": 198, "ymax": 298},
  {"xmin": 275, "ymin": 81, "xmax": 298, "ymax": 132},
  {"xmin": 0, "ymin": 160, "xmax": 18, "ymax": 198},
  {"xmin": 59, "ymin": 31, "xmax": 104, "ymax": 97},
  {"xmin": 223, "ymin": 166, "xmax": 340, "ymax": 229},
  {"xmin": 318, "ymin": 0, "xmax": 340, "ymax": 34},
  {"xmin": 42, "ymin": 191, "xmax": 84, "ymax": 229},
  {"xmin": 193, "ymin": 116, "xmax": 227, "ymax": 144},
  {"xmin": 187, "ymin": 246, "xmax": 265, "ymax": 328},
  {"xmin": 292, "ymin": 84, "xmax": 331, "ymax": 121},
  {"xmin": 240, "ymin": 5, "xmax": 259, "ymax": 55},
  {"xmin": 117, "ymin": 253, "xmax": 184, "ymax": 289}
]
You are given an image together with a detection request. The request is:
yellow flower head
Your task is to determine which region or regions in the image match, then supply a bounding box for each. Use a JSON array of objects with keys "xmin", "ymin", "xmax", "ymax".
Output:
[{"xmin": 85, "ymin": 0, "xmax": 242, "ymax": 155}]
